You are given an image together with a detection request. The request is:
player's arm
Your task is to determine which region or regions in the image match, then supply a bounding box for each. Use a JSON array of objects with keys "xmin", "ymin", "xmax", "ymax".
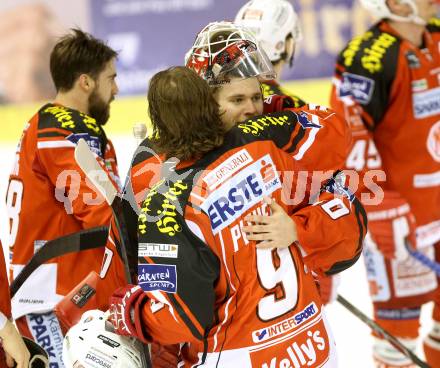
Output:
[
  {"xmin": 109, "ymin": 201, "xmax": 220, "ymax": 345},
  {"xmin": 291, "ymin": 173, "xmax": 367, "ymax": 276},
  {"xmin": 239, "ymin": 104, "xmax": 352, "ymax": 173},
  {"xmin": 244, "ymin": 173, "xmax": 367, "ymax": 276}
]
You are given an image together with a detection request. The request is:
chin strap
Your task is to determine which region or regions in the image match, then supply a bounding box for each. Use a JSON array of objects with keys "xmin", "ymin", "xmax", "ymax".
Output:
[{"xmin": 388, "ymin": 0, "xmax": 427, "ymax": 25}]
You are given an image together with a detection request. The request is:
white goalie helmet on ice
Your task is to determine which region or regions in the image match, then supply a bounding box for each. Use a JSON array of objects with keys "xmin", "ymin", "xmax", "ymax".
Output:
[
  {"xmin": 360, "ymin": 0, "xmax": 428, "ymax": 25},
  {"xmin": 185, "ymin": 21, "xmax": 276, "ymax": 85},
  {"xmin": 235, "ymin": 0, "xmax": 302, "ymax": 63},
  {"xmin": 62, "ymin": 310, "xmax": 144, "ymax": 368}
]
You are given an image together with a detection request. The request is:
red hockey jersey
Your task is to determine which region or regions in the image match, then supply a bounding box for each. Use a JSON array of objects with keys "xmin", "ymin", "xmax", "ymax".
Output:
[
  {"xmin": 6, "ymin": 103, "xmax": 119, "ymax": 319},
  {"xmin": 330, "ymin": 19, "xmax": 440, "ymax": 246},
  {"xmin": 131, "ymin": 116, "xmax": 366, "ymax": 367}
]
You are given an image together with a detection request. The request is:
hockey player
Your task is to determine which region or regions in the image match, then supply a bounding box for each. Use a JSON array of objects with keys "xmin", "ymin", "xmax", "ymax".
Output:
[
  {"xmin": 235, "ymin": 0, "xmax": 338, "ymax": 304},
  {"xmin": 0, "ymin": 240, "xmax": 30, "ymax": 368},
  {"xmin": 330, "ymin": 0, "xmax": 440, "ymax": 366},
  {"xmin": 235, "ymin": 0, "xmax": 306, "ymax": 106},
  {"xmin": 88, "ymin": 21, "xmax": 356, "ymax": 367},
  {"xmin": 108, "ymin": 65, "xmax": 367, "ymax": 367},
  {"xmin": 5, "ymin": 29, "xmax": 119, "ymax": 366}
]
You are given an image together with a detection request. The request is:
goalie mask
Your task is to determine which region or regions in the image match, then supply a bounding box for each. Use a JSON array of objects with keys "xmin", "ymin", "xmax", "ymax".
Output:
[
  {"xmin": 62, "ymin": 310, "xmax": 144, "ymax": 368},
  {"xmin": 360, "ymin": 0, "xmax": 432, "ymax": 25},
  {"xmin": 235, "ymin": 0, "xmax": 302, "ymax": 65},
  {"xmin": 185, "ymin": 21, "xmax": 275, "ymax": 86}
]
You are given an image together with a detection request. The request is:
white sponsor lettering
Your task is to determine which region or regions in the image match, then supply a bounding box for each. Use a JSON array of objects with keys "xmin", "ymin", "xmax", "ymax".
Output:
[
  {"xmin": 202, "ymin": 155, "xmax": 281, "ymax": 234},
  {"xmin": 413, "ymin": 87, "xmax": 440, "ymax": 119},
  {"xmin": 203, "ymin": 149, "xmax": 253, "ymax": 189},
  {"xmin": 260, "ymin": 329, "xmax": 326, "ymax": 368}
]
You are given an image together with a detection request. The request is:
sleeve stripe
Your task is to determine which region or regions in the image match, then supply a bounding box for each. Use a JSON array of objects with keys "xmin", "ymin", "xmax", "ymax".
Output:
[
  {"xmin": 37, "ymin": 141, "xmax": 75, "ymax": 149},
  {"xmin": 293, "ymin": 125, "xmax": 320, "ymax": 160},
  {"xmin": 168, "ymin": 294, "xmax": 204, "ymax": 340}
]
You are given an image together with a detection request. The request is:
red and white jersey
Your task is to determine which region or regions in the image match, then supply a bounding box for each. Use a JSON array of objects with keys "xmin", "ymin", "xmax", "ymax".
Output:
[
  {"xmin": 100, "ymin": 107, "xmax": 366, "ymax": 367},
  {"xmin": 0, "ymin": 240, "xmax": 11, "ymax": 329},
  {"xmin": 6, "ymin": 103, "xmax": 119, "ymax": 319},
  {"xmin": 330, "ymin": 19, "xmax": 440, "ymax": 247},
  {"xmin": 95, "ymin": 104, "xmax": 355, "ymax": 314},
  {"xmin": 133, "ymin": 124, "xmax": 366, "ymax": 367}
]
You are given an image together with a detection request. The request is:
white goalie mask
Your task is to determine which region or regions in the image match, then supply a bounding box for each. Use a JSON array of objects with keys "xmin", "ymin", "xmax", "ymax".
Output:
[
  {"xmin": 185, "ymin": 21, "xmax": 276, "ymax": 86},
  {"xmin": 62, "ymin": 310, "xmax": 144, "ymax": 368},
  {"xmin": 235, "ymin": 0, "xmax": 302, "ymax": 64},
  {"xmin": 360, "ymin": 0, "xmax": 428, "ymax": 25}
]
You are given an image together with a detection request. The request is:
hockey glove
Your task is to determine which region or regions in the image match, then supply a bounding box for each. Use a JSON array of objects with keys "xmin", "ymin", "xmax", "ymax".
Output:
[
  {"xmin": 109, "ymin": 284, "xmax": 149, "ymax": 344},
  {"xmin": 263, "ymin": 94, "xmax": 295, "ymax": 114},
  {"xmin": 366, "ymin": 191, "xmax": 417, "ymax": 260}
]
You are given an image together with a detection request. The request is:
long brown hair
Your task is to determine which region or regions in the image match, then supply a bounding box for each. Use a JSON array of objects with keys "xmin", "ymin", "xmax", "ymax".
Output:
[{"xmin": 148, "ymin": 66, "xmax": 225, "ymax": 161}]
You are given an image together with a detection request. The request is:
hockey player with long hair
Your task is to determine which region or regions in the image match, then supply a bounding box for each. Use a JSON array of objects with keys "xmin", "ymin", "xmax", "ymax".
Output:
[{"xmin": 108, "ymin": 65, "xmax": 366, "ymax": 367}]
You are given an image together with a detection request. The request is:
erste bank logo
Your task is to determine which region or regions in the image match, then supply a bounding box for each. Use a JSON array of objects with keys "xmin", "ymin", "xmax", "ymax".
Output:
[{"xmin": 201, "ymin": 154, "xmax": 281, "ymax": 234}]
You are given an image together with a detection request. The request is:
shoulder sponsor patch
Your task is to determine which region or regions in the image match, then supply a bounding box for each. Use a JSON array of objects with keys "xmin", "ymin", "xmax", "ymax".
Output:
[
  {"xmin": 201, "ymin": 154, "xmax": 281, "ymax": 234},
  {"xmin": 339, "ymin": 72, "xmax": 375, "ymax": 104},
  {"xmin": 138, "ymin": 264, "xmax": 177, "ymax": 293},
  {"xmin": 67, "ymin": 132, "xmax": 102, "ymax": 156},
  {"xmin": 138, "ymin": 243, "xmax": 179, "ymax": 258},
  {"xmin": 413, "ymin": 86, "xmax": 440, "ymax": 119},
  {"xmin": 203, "ymin": 149, "xmax": 253, "ymax": 190},
  {"xmin": 412, "ymin": 79, "xmax": 428, "ymax": 92},
  {"xmin": 296, "ymin": 111, "xmax": 322, "ymax": 129},
  {"xmin": 71, "ymin": 283, "xmax": 96, "ymax": 308},
  {"xmin": 406, "ymin": 50, "xmax": 421, "ymax": 69}
]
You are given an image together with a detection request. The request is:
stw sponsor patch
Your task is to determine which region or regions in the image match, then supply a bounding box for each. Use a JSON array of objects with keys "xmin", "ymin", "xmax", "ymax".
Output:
[
  {"xmin": 138, "ymin": 243, "xmax": 179, "ymax": 258},
  {"xmin": 138, "ymin": 264, "xmax": 177, "ymax": 293},
  {"xmin": 339, "ymin": 72, "xmax": 375, "ymax": 104},
  {"xmin": 201, "ymin": 154, "xmax": 281, "ymax": 234}
]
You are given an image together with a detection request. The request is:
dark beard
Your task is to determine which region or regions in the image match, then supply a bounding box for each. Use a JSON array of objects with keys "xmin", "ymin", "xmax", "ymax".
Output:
[{"xmin": 88, "ymin": 89, "xmax": 111, "ymax": 126}]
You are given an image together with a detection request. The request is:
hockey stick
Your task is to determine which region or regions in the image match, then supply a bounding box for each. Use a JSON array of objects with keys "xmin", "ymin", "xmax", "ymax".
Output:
[
  {"xmin": 405, "ymin": 240, "xmax": 440, "ymax": 277},
  {"xmin": 336, "ymin": 294, "xmax": 430, "ymax": 368},
  {"xmin": 74, "ymin": 139, "xmax": 152, "ymax": 368},
  {"xmin": 10, "ymin": 226, "xmax": 108, "ymax": 298}
]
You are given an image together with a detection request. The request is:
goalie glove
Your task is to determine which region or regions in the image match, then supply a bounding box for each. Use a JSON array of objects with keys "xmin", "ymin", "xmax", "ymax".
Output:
[
  {"xmin": 109, "ymin": 284, "xmax": 149, "ymax": 344},
  {"xmin": 366, "ymin": 191, "xmax": 417, "ymax": 260},
  {"xmin": 263, "ymin": 94, "xmax": 295, "ymax": 114}
]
